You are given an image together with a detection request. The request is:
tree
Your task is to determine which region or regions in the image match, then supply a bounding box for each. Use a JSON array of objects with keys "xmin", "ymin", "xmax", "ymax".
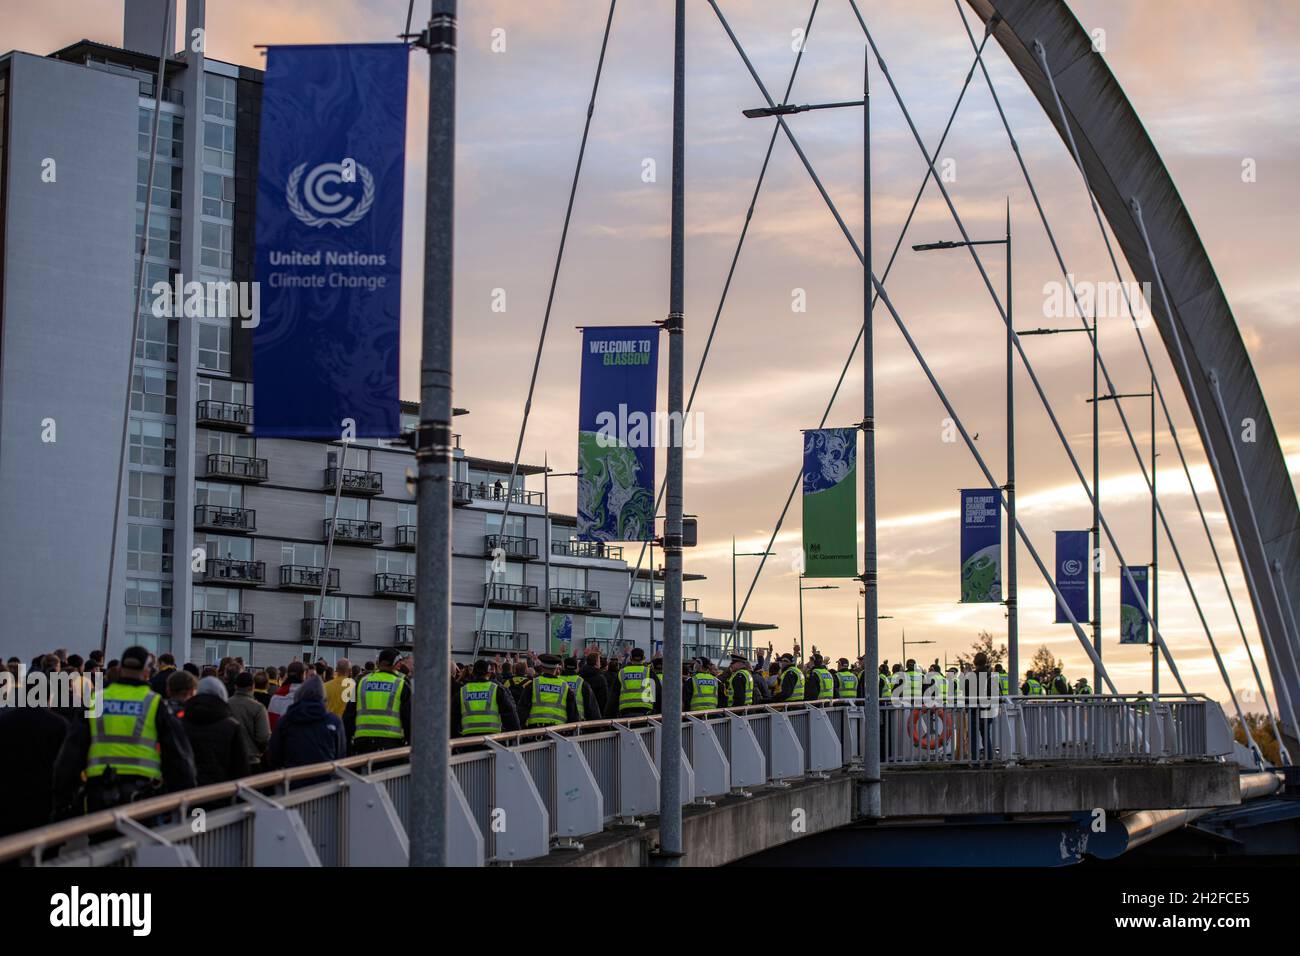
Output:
[
  {"xmin": 955, "ymin": 630, "xmax": 1006, "ymax": 668},
  {"xmin": 1230, "ymin": 713, "xmax": 1282, "ymax": 766},
  {"xmin": 1029, "ymin": 645, "xmax": 1062, "ymax": 678}
]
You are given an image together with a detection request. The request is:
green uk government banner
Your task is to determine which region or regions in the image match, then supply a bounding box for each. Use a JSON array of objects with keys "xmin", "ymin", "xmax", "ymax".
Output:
[{"xmin": 801, "ymin": 428, "xmax": 857, "ymax": 577}]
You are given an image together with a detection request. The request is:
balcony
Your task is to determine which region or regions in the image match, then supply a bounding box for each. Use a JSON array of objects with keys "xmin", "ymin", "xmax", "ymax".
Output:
[
  {"xmin": 476, "ymin": 630, "xmax": 529, "ymax": 652},
  {"xmin": 196, "ymin": 399, "xmax": 253, "ymax": 431},
  {"xmin": 324, "ymin": 518, "xmax": 382, "ymax": 545},
  {"xmin": 485, "ymin": 534, "xmax": 539, "ymax": 561},
  {"xmin": 485, "ymin": 583, "xmax": 537, "ymax": 607},
  {"xmin": 301, "ymin": 618, "xmax": 361, "ymax": 643},
  {"xmin": 194, "ymin": 504, "xmax": 255, "ymax": 533},
  {"xmin": 551, "ymin": 540, "xmax": 624, "ymax": 561},
  {"xmin": 324, "ymin": 466, "xmax": 383, "ymax": 496},
  {"xmin": 395, "ymin": 525, "xmax": 417, "ymax": 550},
  {"xmin": 374, "ymin": 572, "xmax": 415, "ymax": 597},
  {"xmin": 630, "ymin": 594, "xmax": 698, "ymax": 613},
  {"xmin": 395, "ymin": 625, "xmax": 414, "ymax": 649},
  {"xmin": 279, "ymin": 565, "xmax": 340, "ymax": 592},
  {"xmin": 683, "ymin": 597, "xmax": 700, "ymax": 614},
  {"xmin": 202, "ymin": 558, "xmax": 265, "ymax": 587},
  {"xmin": 205, "ymin": 453, "xmax": 267, "ymax": 483},
  {"xmin": 192, "ymin": 610, "xmax": 253, "ymax": 636},
  {"xmin": 549, "ymin": 587, "xmax": 600, "ymax": 613},
  {"xmin": 452, "ymin": 481, "xmax": 473, "ymax": 506},
  {"xmin": 455, "ymin": 481, "xmax": 544, "ymax": 508}
]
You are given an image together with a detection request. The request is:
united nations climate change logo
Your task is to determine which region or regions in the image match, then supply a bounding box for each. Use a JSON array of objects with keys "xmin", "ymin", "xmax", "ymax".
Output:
[
  {"xmin": 1062, "ymin": 558, "xmax": 1083, "ymax": 576},
  {"xmin": 286, "ymin": 161, "xmax": 375, "ymax": 228}
]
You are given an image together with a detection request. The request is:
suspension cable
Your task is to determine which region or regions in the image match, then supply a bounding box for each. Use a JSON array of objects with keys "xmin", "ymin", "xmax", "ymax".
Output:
[
  {"xmin": 709, "ymin": 0, "xmax": 1118, "ymax": 692},
  {"xmin": 951, "ymin": 3, "xmax": 1266, "ymax": 752},
  {"xmin": 470, "ymin": 0, "xmax": 618, "ymax": 660}
]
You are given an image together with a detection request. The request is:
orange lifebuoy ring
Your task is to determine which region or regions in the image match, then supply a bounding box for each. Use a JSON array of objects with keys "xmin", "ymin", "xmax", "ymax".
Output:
[{"xmin": 909, "ymin": 707, "xmax": 954, "ymax": 749}]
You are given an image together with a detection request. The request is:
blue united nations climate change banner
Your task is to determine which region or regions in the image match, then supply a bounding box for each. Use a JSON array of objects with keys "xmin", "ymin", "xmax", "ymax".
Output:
[
  {"xmin": 577, "ymin": 327, "xmax": 660, "ymax": 541},
  {"xmin": 959, "ymin": 490, "xmax": 1002, "ymax": 603},
  {"xmin": 254, "ymin": 44, "xmax": 409, "ymax": 438},
  {"xmin": 1119, "ymin": 566, "xmax": 1150, "ymax": 644},
  {"xmin": 1054, "ymin": 530, "xmax": 1090, "ymax": 624}
]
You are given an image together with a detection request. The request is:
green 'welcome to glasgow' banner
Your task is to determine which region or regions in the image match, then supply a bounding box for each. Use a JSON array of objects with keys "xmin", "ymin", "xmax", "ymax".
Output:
[{"xmin": 801, "ymin": 428, "xmax": 857, "ymax": 577}]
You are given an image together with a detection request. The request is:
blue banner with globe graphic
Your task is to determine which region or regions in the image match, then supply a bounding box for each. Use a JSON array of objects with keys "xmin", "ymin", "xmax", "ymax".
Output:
[
  {"xmin": 549, "ymin": 614, "xmax": 574, "ymax": 655},
  {"xmin": 802, "ymin": 428, "xmax": 858, "ymax": 577},
  {"xmin": 577, "ymin": 326, "xmax": 660, "ymax": 541},
  {"xmin": 959, "ymin": 490, "xmax": 1002, "ymax": 602},
  {"xmin": 1054, "ymin": 530, "xmax": 1091, "ymax": 624},
  {"xmin": 1119, "ymin": 565, "xmax": 1149, "ymax": 644},
  {"xmin": 253, "ymin": 43, "xmax": 409, "ymax": 438}
]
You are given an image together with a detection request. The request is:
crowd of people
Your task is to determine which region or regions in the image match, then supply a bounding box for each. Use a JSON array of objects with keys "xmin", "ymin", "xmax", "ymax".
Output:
[{"xmin": 0, "ymin": 640, "xmax": 1096, "ymax": 838}]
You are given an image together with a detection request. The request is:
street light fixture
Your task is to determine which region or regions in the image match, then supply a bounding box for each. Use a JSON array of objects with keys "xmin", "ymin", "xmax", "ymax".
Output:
[
  {"xmin": 914, "ymin": 209, "xmax": 1018, "ymax": 690},
  {"xmin": 902, "ymin": 633, "xmax": 935, "ymax": 663},
  {"xmin": 742, "ymin": 99, "xmax": 865, "ymax": 119}
]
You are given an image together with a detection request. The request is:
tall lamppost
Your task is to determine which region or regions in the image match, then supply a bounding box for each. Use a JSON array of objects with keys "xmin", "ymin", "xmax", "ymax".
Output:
[
  {"xmin": 914, "ymin": 202, "xmax": 1015, "ymax": 687},
  {"xmin": 1017, "ymin": 323, "xmax": 1095, "ymax": 688},
  {"xmin": 541, "ymin": 460, "xmax": 582, "ymax": 652},
  {"xmin": 798, "ymin": 581, "xmax": 839, "ymax": 661},
  {"xmin": 1091, "ymin": 386, "xmax": 1157, "ymax": 694}
]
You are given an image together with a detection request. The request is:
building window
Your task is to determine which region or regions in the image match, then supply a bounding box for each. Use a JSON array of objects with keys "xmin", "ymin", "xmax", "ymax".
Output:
[
  {"xmin": 128, "ymin": 524, "xmax": 173, "ymax": 573},
  {"xmin": 550, "ymin": 566, "xmax": 587, "ymax": 591},
  {"xmin": 305, "ymin": 595, "xmax": 347, "ymax": 621},
  {"xmin": 126, "ymin": 579, "xmax": 172, "ymax": 627},
  {"xmin": 197, "ymin": 377, "xmax": 251, "ymax": 405},
  {"xmin": 484, "ymin": 560, "xmax": 523, "ymax": 585},
  {"xmin": 475, "ymin": 608, "xmax": 515, "ymax": 633},
  {"xmin": 129, "ymin": 418, "xmax": 176, "ymax": 467},
  {"xmin": 125, "ymin": 633, "xmax": 171, "ymax": 657},
  {"xmin": 136, "ymin": 207, "xmax": 181, "ymax": 261},
  {"xmin": 195, "ymin": 481, "xmax": 242, "ymax": 509},
  {"xmin": 397, "ymin": 603, "xmax": 415, "ymax": 627},
  {"xmin": 587, "ymin": 616, "xmax": 617, "ymax": 643},
  {"xmin": 202, "ymin": 121, "xmax": 235, "ymax": 170},
  {"xmin": 204, "ymin": 641, "xmax": 251, "ymax": 666},
  {"xmin": 201, "ymin": 430, "xmax": 255, "ymax": 458},
  {"xmin": 200, "ymin": 221, "xmax": 233, "ymax": 271},
  {"xmin": 200, "ymin": 534, "xmax": 252, "ymax": 563},
  {"xmin": 281, "ymin": 542, "xmax": 325, "ymax": 567},
  {"xmin": 131, "ymin": 367, "xmax": 177, "ymax": 415},
  {"xmin": 137, "ymin": 158, "xmax": 183, "ymax": 210},
  {"xmin": 486, "ymin": 513, "xmax": 526, "ymax": 538},
  {"xmin": 128, "ymin": 470, "xmax": 174, "ymax": 520},
  {"xmin": 193, "ymin": 586, "xmax": 240, "ymax": 613},
  {"xmin": 202, "ymin": 171, "xmax": 235, "ymax": 220},
  {"xmin": 136, "ymin": 312, "xmax": 178, "ymax": 364},
  {"xmin": 138, "ymin": 107, "xmax": 184, "ymax": 160},
  {"xmin": 197, "ymin": 321, "xmax": 231, "ymax": 371},
  {"xmin": 204, "ymin": 74, "xmax": 237, "ymax": 120},
  {"xmin": 375, "ymin": 551, "xmax": 415, "ymax": 575},
  {"xmin": 329, "ymin": 496, "xmax": 370, "ymax": 521},
  {"xmin": 397, "ymin": 503, "xmax": 417, "ymax": 526}
]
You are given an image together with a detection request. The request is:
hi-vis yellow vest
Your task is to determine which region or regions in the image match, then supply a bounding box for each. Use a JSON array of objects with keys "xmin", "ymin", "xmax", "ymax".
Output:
[{"xmin": 87, "ymin": 683, "xmax": 162, "ymax": 780}]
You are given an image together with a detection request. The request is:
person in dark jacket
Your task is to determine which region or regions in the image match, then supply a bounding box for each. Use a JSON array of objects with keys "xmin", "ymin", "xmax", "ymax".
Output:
[
  {"xmin": 0, "ymin": 671, "xmax": 70, "ymax": 835},
  {"xmin": 148, "ymin": 653, "xmax": 176, "ymax": 695},
  {"xmin": 180, "ymin": 677, "xmax": 250, "ymax": 786},
  {"xmin": 267, "ymin": 676, "xmax": 347, "ymax": 769},
  {"xmin": 578, "ymin": 651, "xmax": 609, "ymax": 715},
  {"xmin": 561, "ymin": 657, "xmax": 601, "ymax": 721}
]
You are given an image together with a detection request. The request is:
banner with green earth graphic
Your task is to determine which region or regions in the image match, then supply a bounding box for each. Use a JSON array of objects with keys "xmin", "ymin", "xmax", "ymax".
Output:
[
  {"xmin": 960, "ymin": 490, "xmax": 1002, "ymax": 603},
  {"xmin": 802, "ymin": 429, "xmax": 857, "ymax": 578}
]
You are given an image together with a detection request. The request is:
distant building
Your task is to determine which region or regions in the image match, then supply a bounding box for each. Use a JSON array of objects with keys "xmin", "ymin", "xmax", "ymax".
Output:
[{"xmin": 0, "ymin": 2, "xmax": 769, "ymax": 667}]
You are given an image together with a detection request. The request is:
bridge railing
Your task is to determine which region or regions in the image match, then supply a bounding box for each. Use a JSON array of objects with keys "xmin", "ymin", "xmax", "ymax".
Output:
[
  {"xmin": 874, "ymin": 694, "xmax": 1233, "ymax": 767},
  {"xmin": 0, "ymin": 699, "xmax": 858, "ymax": 868},
  {"xmin": 0, "ymin": 694, "xmax": 1231, "ymax": 867}
]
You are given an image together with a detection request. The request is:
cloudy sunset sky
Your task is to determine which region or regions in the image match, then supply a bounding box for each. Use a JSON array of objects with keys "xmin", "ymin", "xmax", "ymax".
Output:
[{"xmin": 10, "ymin": 0, "xmax": 1299, "ymax": 709}]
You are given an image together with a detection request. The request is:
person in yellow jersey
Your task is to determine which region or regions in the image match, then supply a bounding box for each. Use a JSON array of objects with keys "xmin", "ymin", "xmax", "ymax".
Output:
[
  {"xmin": 806, "ymin": 654, "xmax": 836, "ymax": 701},
  {"xmin": 725, "ymin": 654, "xmax": 756, "ymax": 708},
  {"xmin": 453, "ymin": 659, "xmax": 519, "ymax": 736},
  {"xmin": 343, "ymin": 647, "xmax": 411, "ymax": 754},
  {"xmin": 606, "ymin": 647, "xmax": 656, "ymax": 717},
  {"xmin": 559, "ymin": 656, "xmax": 599, "ymax": 721},
  {"xmin": 323, "ymin": 657, "xmax": 353, "ymax": 718},
  {"xmin": 518, "ymin": 654, "xmax": 580, "ymax": 727},
  {"xmin": 684, "ymin": 657, "xmax": 720, "ymax": 712},
  {"xmin": 52, "ymin": 645, "xmax": 196, "ymax": 816},
  {"xmin": 834, "ymin": 658, "xmax": 858, "ymax": 700},
  {"xmin": 773, "ymin": 653, "xmax": 805, "ymax": 703}
]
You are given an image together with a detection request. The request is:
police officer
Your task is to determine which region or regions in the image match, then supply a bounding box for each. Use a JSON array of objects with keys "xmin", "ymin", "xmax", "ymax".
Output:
[
  {"xmin": 806, "ymin": 655, "xmax": 836, "ymax": 701},
  {"xmin": 902, "ymin": 659, "xmax": 924, "ymax": 702},
  {"xmin": 607, "ymin": 647, "xmax": 655, "ymax": 717},
  {"xmin": 560, "ymin": 656, "xmax": 600, "ymax": 722},
  {"xmin": 519, "ymin": 654, "xmax": 580, "ymax": 727},
  {"xmin": 994, "ymin": 663, "xmax": 1011, "ymax": 696},
  {"xmin": 684, "ymin": 658, "xmax": 720, "ymax": 712},
  {"xmin": 344, "ymin": 647, "xmax": 411, "ymax": 753},
  {"xmin": 1021, "ymin": 670, "xmax": 1045, "ymax": 696},
  {"xmin": 1074, "ymin": 677, "xmax": 1093, "ymax": 695},
  {"xmin": 773, "ymin": 654, "xmax": 805, "ymax": 703},
  {"xmin": 834, "ymin": 658, "xmax": 858, "ymax": 700},
  {"xmin": 1049, "ymin": 667, "xmax": 1071, "ymax": 696},
  {"xmin": 725, "ymin": 654, "xmax": 755, "ymax": 708},
  {"xmin": 52, "ymin": 645, "xmax": 196, "ymax": 816},
  {"xmin": 453, "ymin": 659, "xmax": 519, "ymax": 736}
]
